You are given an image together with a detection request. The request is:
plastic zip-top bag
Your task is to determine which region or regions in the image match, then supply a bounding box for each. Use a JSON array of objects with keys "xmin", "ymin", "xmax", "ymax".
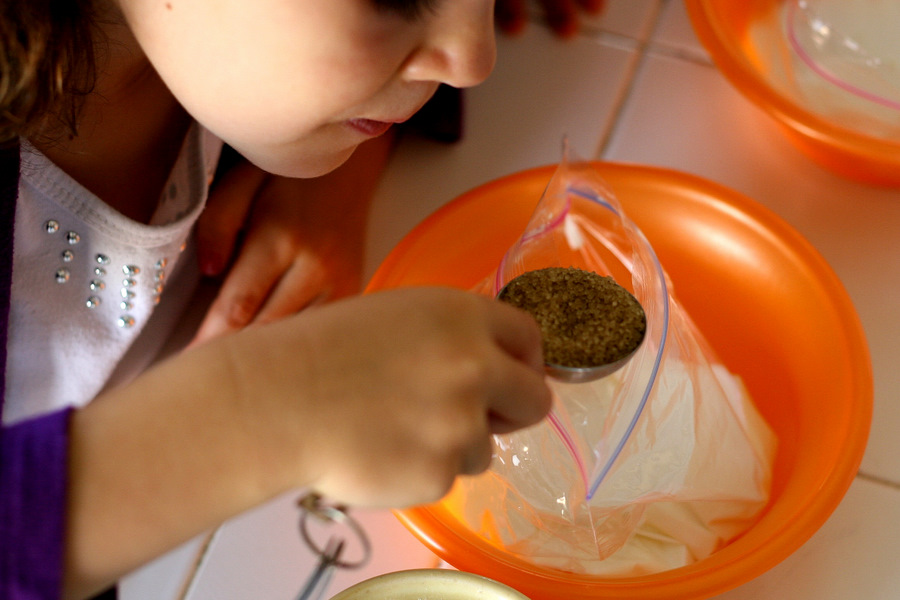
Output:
[{"xmin": 450, "ymin": 155, "xmax": 777, "ymax": 576}]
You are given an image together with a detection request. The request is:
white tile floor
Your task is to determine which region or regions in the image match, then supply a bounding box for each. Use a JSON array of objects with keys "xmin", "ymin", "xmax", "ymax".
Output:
[{"xmin": 123, "ymin": 1, "xmax": 900, "ymax": 598}]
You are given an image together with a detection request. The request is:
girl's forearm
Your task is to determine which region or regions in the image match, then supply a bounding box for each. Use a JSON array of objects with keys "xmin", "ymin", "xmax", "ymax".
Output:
[{"xmin": 62, "ymin": 340, "xmax": 301, "ymax": 600}]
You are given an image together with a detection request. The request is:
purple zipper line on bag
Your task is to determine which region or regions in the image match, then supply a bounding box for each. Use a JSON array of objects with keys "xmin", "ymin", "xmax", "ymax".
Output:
[
  {"xmin": 786, "ymin": 1, "xmax": 900, "ymax": 111},
  {"xmin": 565, "ymin": 186, "xmax": 669, "ymax": 501}
]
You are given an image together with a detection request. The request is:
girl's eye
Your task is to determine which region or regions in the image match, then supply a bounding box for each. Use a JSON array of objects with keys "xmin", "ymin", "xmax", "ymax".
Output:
[{"xmin": 372, "ymin": 0, "xmax": 439, "ymax": 21}]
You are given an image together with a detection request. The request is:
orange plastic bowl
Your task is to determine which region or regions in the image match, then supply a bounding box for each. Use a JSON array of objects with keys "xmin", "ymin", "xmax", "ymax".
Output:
[
  {"xmin": 685, "ymin": 0, "xmax": 900, "ymax": 187},
  {"xmin": 366, "ymin": 163, "xmax": 872, "ymax": 599}
]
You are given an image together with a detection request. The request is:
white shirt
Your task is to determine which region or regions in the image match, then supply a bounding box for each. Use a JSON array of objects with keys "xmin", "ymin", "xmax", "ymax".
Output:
[{"xmin": 3, "ymin": 124, "xmax": 223, "ymax": 424}]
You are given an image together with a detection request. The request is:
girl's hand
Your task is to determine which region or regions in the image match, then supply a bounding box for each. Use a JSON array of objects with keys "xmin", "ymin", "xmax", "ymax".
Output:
[
  {"xmin": 191, "ymin": 135, "xmax": 393, "ymax": 345},
  {"xmin": 225, "ymin": 286, "xmax": 553, "ymax": 508},
  {"xmin": 495, "ymin": 0, "xmax": 606, "ymax": 38},
  {"xmin": 65, "ymin": 287, "xmax": 550, "ymax": 595}
]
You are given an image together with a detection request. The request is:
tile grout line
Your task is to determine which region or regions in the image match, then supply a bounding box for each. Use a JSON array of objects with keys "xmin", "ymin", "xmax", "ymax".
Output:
[
  {"xmin": 645, "ymin": 41, "xmax": 715, "ymax": 68},
  {"xmin": 594, "ymin": 1, "xmax": 667, "ymax": 159},
  {"xmin": 176, "ymin": 529, "xmax": 220, "ymax": 600},
  {"xmin": 856, "ymin": 470, "xmax": 900, "ymax": 491}
]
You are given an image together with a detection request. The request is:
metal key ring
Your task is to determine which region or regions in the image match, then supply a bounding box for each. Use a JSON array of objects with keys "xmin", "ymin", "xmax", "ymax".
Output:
[{"xmin": 297, "ymin": 493, "xmax": 372, "ymax": 570}]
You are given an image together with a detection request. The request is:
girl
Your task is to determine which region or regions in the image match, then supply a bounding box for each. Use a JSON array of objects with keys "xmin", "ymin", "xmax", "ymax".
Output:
[{"xmin": 1, "ymin": 1, "xmax": 555, "ymax": 599}]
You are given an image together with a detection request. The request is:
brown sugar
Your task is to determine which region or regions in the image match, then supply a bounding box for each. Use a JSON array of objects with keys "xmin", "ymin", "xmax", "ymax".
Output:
[{"xmin": 498, "ymin": 267, "xmax": 646, "ymax": 368}]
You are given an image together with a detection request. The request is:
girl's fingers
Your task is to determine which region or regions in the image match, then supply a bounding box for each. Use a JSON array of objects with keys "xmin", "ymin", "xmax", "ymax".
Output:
[
  {"xmin": 495, "ymin": 0, "xmax": 530, "ymax": 35},
  {"xmin": 487, "ymin": 300, "xmax": 546, "ymax": 374},
  {"xmin": 484, "ymin": 352, "xmax": 552, "ymax": 434},
  {"xmin": 248, "ymin": 254, "xmax": 332, "ymax": 325},
  {"xmin": 482, "ymin": 299, "xmax": 553, "ymax": 433},
  {"xmin": 459, "ymin": 433, "xmax": 496, "ymax": 476},
  {"xmin": 190, "ymin": 229, "xmax": 290, "ymax": 345},
  {"xmin": 498, "ymin": 0, "xmax": 607, "ymax": 38},
  {"xmin": 577, "ymin": 0, "xmax": 606, "ymax": 13},
  {"xmin": 540, "ymin": 0, "xmax": 580, "ymax": 38}
]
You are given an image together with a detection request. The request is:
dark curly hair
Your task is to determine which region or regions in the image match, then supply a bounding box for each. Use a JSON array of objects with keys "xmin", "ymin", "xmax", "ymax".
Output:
[{"xmin": 0, "ymin": 0, "xmax": 98, "ymax": 147}]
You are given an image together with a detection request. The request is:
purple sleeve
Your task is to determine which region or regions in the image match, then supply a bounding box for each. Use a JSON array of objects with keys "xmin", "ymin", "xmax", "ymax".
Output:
[{"xmin": 1, "ymin": 407, "xmax": 72, "ymax": 600}]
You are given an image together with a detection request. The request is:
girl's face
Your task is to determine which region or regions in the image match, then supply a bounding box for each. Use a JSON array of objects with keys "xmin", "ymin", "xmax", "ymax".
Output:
[{"xmin": 117, "ymin": 0, "xmax": 496, "ymax": 177}]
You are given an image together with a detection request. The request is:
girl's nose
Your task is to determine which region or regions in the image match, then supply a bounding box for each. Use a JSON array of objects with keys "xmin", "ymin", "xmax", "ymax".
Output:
[{"xmin": 402, "ymin": 1, "xmax": 497, "ymax": 89}]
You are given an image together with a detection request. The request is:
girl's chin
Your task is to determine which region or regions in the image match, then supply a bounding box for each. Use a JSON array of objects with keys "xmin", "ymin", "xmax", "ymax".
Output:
[{"xmin": 240, "ymin": 143, "xmax": 358, "ymax": 179}]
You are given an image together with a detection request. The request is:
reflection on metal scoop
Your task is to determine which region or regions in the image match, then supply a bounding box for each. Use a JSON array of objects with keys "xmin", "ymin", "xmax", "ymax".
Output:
[{"xmin": 544, "ymin": 344, "xmax": 642, "ymax": 384}]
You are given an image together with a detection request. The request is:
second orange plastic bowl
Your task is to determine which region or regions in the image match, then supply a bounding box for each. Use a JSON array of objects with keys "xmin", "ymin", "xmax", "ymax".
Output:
[{"xmin": 685, "ymin": 0, "xmax": 900, "ymax": 187}]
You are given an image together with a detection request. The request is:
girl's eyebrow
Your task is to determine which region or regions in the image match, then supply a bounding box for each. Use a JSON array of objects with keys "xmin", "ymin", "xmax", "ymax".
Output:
[{"xmin": 372, "ymin": 0, "xmax": 440, "ymax": 21}]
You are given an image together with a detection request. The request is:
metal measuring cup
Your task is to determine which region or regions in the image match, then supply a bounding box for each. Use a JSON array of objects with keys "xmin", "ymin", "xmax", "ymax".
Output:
[{"xmin": 497, "ymin": 268, "xmax": 646, "ymax": 384}]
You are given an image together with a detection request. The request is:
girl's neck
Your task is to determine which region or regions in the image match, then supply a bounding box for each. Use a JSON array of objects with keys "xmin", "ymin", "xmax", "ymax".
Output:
[{"xmin": 33, "ymin": 16, "xmax": 192, "ymax": 224}]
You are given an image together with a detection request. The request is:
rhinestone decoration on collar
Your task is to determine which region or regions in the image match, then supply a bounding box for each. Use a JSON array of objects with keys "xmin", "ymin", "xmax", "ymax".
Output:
[
  {"xmin": 116, "ymin": 264, "xmax": 141, "ymax": 328},
  {"xmin": 43, "ymin": 218, "xmax": 174, "ymax": 328},
  {"xmin": 153, "ymin": 258, "xmax": 168, "ymax": 305},
  {"xmin": 47, "ymin": 220, "xmax": 76, "ymax": 286}
]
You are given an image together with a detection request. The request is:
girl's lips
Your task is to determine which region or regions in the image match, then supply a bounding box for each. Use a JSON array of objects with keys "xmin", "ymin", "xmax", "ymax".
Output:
[{"xmin": 347, "ymin": 118, "xmax": 394, "ymax": 137}]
